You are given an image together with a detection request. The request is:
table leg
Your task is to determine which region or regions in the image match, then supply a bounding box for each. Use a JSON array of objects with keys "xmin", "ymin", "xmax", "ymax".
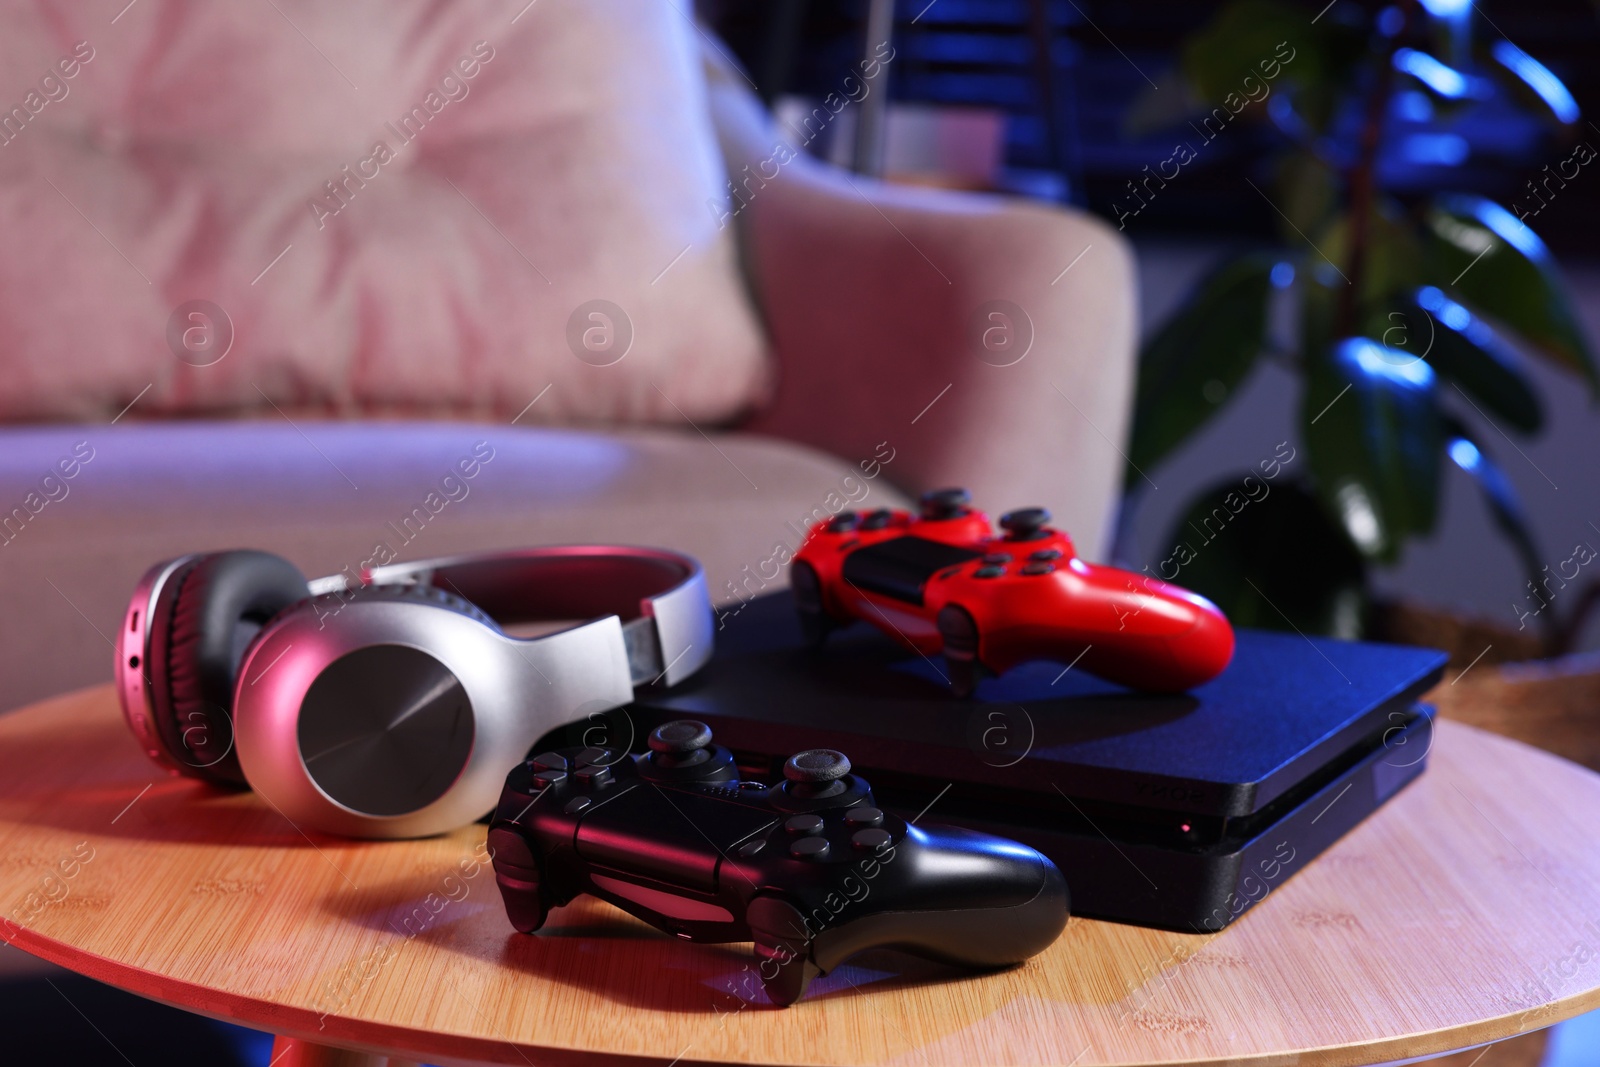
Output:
[{"xmin": 268, "ymin": 1034, "xmax": 421, "ymax": 1067}]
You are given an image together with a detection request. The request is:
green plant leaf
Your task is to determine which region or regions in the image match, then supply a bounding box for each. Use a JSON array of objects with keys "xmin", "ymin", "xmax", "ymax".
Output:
[
  {"xmin": 1128, "ymin": 253, "xmax": 1278, "ymax": 481},
  {"xmin": 1179, "ymin": 0, "xmax": 1364, "ymax": 131},
  {"xmin": 1407, "ymin": 287, "xmax": 1543, "ymax": 433},
  {"xmin": 1303, "ymin": 337, "xmax": 1443, "ymax": 561},
  {"xmin": 1485, "ymin": 39, "xmax": 1580, "ymax": 126},
  {"xmin": 1440, "ymin": 418, "xmax": 1543, "ymax": 593},
  {"xmin": 1274, "ymin": 150, "xmax": 1339, "ymax": 241},
  {"xmin": 1423, "ymin": 194, "xmax": 1600, "ymax": 396},
  {"xmin": 1316, "ymin": 203, "xmax": 1424, "ymax": 311},
  {"xmin": 1159, "ymin": 477, "xmax": 1366, "ymax": 637}
]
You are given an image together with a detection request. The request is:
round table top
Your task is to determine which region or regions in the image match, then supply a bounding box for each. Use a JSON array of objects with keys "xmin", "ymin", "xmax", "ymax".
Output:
[{"xmin": 4, "ymin": 685, "xmax": 1600, "ymax": 1067}]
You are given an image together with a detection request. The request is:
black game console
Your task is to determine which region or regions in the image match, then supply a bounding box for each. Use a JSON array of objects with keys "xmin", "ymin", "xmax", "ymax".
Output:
[
  {"xmin": 488, "ymin": 722, "xmax": 1069, "ymax": 1005},
  {"xmin": 590, "ymin": 591, "xmax": 1446, "ymax": 932}
]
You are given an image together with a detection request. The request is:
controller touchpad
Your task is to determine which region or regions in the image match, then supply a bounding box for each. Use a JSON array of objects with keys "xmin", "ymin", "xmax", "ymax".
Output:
[
  {"xmin": 576, "ymin": 787, "xmax": 775, "ymax": 891},
  {"xmin": 840, "ymin": 536, "xmax": 982, "ymax": 605}
]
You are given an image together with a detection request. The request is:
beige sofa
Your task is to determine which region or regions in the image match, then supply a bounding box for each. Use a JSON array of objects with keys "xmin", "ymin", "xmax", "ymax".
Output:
[{"xmin": 0, "ymin": 11, "xmax": 1135, "ymax": 711}]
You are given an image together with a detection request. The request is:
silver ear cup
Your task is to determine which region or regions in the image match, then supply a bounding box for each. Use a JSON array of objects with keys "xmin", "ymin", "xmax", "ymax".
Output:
[
  {"xmin": 295, "ymin": 644, "xmax": 474, "ymax": 817},
  {"xmin": 233, "ymin": 590, "xmax": 634, "ymax": 838}
]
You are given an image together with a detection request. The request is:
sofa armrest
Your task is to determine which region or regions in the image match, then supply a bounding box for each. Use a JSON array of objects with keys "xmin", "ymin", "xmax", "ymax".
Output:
[{"xmin": 704, "ymin": 55, "xmax": 1138, "ymax": 561}]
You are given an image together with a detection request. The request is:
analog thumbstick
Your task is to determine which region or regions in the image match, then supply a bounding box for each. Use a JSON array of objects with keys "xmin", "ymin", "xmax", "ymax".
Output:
[
  {"xmin": 648, "ymin": 720, "xmax": 713, "ymax": 755},
  {"xmin": 920, "ymin": 487, "xmax": 972, "ymax": 520},
  {"xmin": 999, "ymin": 507, "xmax": 1052, "ymax": 541},
  {"xmin": 784, "ymin": 749, "xmax": 851, "ymax": 784}
]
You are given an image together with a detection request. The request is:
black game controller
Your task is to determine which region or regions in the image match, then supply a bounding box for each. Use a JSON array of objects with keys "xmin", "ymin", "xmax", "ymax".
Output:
[{"xmin": 487, "ymin": 720, "xmax": 1068, "ymax": 1005}]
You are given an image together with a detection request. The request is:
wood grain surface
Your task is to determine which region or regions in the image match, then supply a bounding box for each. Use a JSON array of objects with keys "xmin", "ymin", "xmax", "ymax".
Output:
[{"xmin": 2, "ymin": 685, "xmax": 1600, "ymax": 1067}]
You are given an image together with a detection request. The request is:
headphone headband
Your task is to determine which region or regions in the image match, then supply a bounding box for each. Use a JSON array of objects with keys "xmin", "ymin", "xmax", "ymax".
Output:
[{"xmin": 312, "ymin": 546, "xmax": 713, "ymax": 687}]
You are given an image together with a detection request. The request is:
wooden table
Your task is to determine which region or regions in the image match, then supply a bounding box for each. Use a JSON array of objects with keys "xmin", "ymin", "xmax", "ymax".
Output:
[{"xmin": 3, "ymin": 686, "xmax": 1600, "ymax": 1067}]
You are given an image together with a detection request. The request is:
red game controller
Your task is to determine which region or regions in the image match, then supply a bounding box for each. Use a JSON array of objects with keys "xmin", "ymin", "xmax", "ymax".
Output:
[{"xmin": 790, "ymin": 488, "xmax": 1234, "ymax": 696}]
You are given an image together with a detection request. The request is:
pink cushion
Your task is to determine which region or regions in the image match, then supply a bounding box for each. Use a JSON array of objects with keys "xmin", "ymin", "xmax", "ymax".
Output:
[{"xmin": 0, "ymin": 1, "xmax": 771, "ymax": 423}]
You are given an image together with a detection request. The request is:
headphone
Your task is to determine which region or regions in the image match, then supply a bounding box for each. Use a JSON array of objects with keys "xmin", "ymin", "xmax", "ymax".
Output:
[{"xmin": 116, "ymin": 547, "xmax": 713, "ymax": 838}]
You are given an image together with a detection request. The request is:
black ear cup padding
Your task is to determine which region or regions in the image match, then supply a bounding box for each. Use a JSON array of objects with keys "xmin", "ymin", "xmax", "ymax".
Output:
[{"xmin": 156, "ymin": 551, "xmax": 311, "ymax": 786}]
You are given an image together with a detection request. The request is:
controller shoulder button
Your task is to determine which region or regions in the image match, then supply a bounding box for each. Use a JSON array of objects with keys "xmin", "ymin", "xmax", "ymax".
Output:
[
  {"xmin": 789, "ymin": 837, "xmax": 831, "ymax": 861},
  {"xmin": 850, "ymin": 828, "xmax": 894, "ymax": 852},
  {"xmin": 563, "ymin": 796, "xmax": 594, "ymax": 815},
  {"xmin": 784, "ymin": 814, "xmax": 824, "ymax": 836},
  {"xmin": 843, "ymin": 806, "xmax": 883, "ymax": 828}
]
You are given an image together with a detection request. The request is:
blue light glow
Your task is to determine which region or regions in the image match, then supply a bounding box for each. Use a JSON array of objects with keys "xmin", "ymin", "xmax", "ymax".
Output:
[
  {"xmin": 1393, "ymin": 49, "xmax": 1469, "ymax": 99},
  {"xmin": 1419, "ymin": 0, "xmax": 1470, "ymax": 14},
  {"xmin": 1270, "ymin": 261, "xmax": 1295, "ymax": 288},
  {"xmin": 1416, "ymin": 286, "xmax": 1472, "ymax": 332},
  {"xmin": 1346, "ymin": 338, "xmax": 1436, "ymax": 389},
  {"xmin": 1448, "ymin": 438, "xmax": 1482, "ymax": 472},
  {"xmin": 1470, "ymin": 197, "xmax": 1546, "ymax": 260},
  {"xmin": 1492, "ymin": 40, "xmax": 1579, "ymax": 124},
  {"xmin": 1401, "ymin": 132, "xmax": 1469, "ymax": 166}
]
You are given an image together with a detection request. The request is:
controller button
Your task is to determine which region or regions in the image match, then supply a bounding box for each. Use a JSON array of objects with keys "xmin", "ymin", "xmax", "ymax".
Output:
[
  {"xmin": 574, "ymin": 747, "xmax": 614, "ymax": 768},
  {"xmin": 574, "ymin": 765, "xmax": 613, "ymax": 788},
  {"xmin": 858, "ymin": 508, "xmax": 894, "ymax": 531},
  {"xmin": 982, "ymin": 553, "xmax": 1012, "ymax": 564},
  {"xmin": 563, "ymin": 796, "xmax": 593, "ymax": 814},
  {"xmin": 487, "ymin": 827, "xmax": 538, "ymax": 871},
  {"xmin": 648, "ymin": 720, "xmax": 712, "ymax": 754},
  {"xmin": 851, "ymin": 828, "xmax": 894, "ymax": 852},
  {"xmin": 784, "ymin": 814, "xmax": 825, "ymax": 836},
  {"xmin": 784, "ymin": 749, "xmax": 851, "ymax": 783},
  {"xmin": 843, "ymin": 806, "xmax": 883, "ymax": 828},
  {"xmin": 826, "ymin": 511, "xmax": 859, "ymax": 532},
  {"xmin": 1000, "ymin": 507, "xmax": 1052, "ymax": 541},
  {"xmin": 1021, "ymin": 561, "xmax": 1055, "ymax": 576},
  {"xmin": 789, "ymin": 837, "xmax": 831, "ymax": 861},
  {"xmin": 531, "ymin": 770, "xmax": 568, "ymax": 790},
  {"xmin": 530, "ymin": 752, "xmax": 569, "ymax": 772},
  {"xmin": 1029, "ymin": 548, "xmax": 1064, "ymax": 562},
  {"xmin": 919, "ymin": 487, "xmax": 972, "ymax": 520},
  {"xmin": 973, "ymin": 565, "xmax": 1004, "ymax": 579},
  {"xmin": 737, "ymin": 839, "xmax": 768, "ymax": 858}
]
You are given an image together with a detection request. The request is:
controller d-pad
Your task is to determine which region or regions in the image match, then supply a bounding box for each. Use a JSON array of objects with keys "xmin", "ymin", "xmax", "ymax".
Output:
[
  {"xmin": 974, "ymin": 565, "xmax": 1004, "ymax": 579},
  {"xmin": 858, "ymin": 509, "xmax": 893, "ymax": 531},
  {"xmin": 574, "ymin": 765, "xmax": 613, "ymax": 788},
  {"xmin": 982, "ymin": 553, "xmax": 1012, "ymax": 564},
  {"xmin": 1029, "ymin": 548, "xmax": 1063, "ymax": 561},
  {"xmin": 827, "ymin": 511, "xmax": 859, "ymax": 532},
  {"xmin": 790, "ymin": 837, "xmax": 830, "ymax": 861},
  {"xmin": 531, "ymin": 752, "xmax": 568, "ymax": 772},
  {"xmin": 532, "ymin": 770, "xmax": 567, "ymax": 790},
  {"xmin": 1021, "ymin": 561, "xmax": 1054, "ymax": 576},
  {"xmin": 575, "ymin": 747, "xmax": 614, "ymax": 768}
]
